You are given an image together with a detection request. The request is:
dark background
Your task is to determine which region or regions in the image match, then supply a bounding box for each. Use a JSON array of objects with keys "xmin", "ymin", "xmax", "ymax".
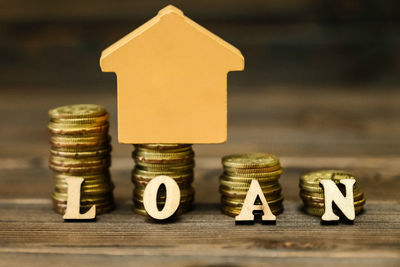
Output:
[{"xmin": 1, "ymin": 0, "xmax": 399, "ymax": 89}]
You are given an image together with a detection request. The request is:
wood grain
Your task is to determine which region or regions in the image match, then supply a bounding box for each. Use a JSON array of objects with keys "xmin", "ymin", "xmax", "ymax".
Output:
[{"xmin": 0, "ymin": 83, "xmax": 399, "ymax": 265}]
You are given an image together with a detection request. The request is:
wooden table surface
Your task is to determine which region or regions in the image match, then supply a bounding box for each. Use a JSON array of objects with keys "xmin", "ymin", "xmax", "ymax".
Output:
[{"xmin": 0, "ymin": 85, "xmax": 399, "ymax": 266}]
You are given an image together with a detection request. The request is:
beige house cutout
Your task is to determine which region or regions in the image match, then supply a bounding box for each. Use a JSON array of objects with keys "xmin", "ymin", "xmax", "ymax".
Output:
[{"xmin": 100, "ymin": 5, "xmax": 244, "ymax": 144}]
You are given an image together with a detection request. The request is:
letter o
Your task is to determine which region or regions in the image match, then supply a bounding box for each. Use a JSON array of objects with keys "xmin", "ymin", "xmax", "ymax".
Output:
[{"xmin": 143, "ymin": 175, "xmax": 181, "ymax": 220}]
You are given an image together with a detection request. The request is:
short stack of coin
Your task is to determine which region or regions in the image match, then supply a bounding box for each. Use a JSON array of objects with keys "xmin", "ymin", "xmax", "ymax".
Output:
[
  {"xmin": 220, "ymin": 153, "xmax": 284, "ymax": 217},
  {"xmin": 300, "ymin": 170, "xmax": 366, "ymax": 216},
  {"xmin": 48, "ymin": 104, "xmax": 115, "ymax": 214},
  {"xmin": 131, "ymin": 144, "xmax": 195, "ymax": 216}
]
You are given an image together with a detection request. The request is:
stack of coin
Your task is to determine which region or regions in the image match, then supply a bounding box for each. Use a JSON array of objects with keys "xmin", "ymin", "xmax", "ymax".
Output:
[
  {"xmin": 220, "ymin": 153, "xmax": 284, "ymax": 217},
  {"xmin": 300, "ymin": 170, "xmax": 366, "ymax": 216},
  {"xmin": 48, "ymin": 104, "xmax": 115, "ymax": 214},
  {"xmin": 131, "ymin": 144, "xmax": 195, "ymax": 216}
]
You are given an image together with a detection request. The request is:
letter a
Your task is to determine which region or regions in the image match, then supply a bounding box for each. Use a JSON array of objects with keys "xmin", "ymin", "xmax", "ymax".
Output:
[
  {"xmin": 63, "ymin": 177, "xmax": 96, "ymax": 220},
  {"xmin": 320, "ymin": 179, "xmax": 355, "ymax": 222},
  {"xmin": 143, "ymin": 175, "xmax": 180, "ymax": 220},
  {"xmin": 235, "ymin": 179, "xmax": 276, "ymax": 224}
]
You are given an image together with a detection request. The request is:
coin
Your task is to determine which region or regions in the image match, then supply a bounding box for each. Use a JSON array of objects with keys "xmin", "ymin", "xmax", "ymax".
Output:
[
  {"xmin": 300, "ymin": 170, "xmax": 357, "ymax": 186},
  {"xmin": 299, "ymin": 182, "xmax": 360, "ymax": 194},
  {"xmin": 49, "ymin": 104, "xmax": 107, "ymax": 119},
  {"xmin": 136, "ymin": 144, "xmax": 191, "ymax": 151},
  {"xmin": 222, "ymin": 153, "xmax": 280, "ymax": 169},
  {"xmin": 300, "ymin": 191, "xmax": 364, "ymax": 203},
  {"xmin": 49, "ymin": 146, "xmax": 112, "ymax": 158},
  {"xmin": 48, "ymin": 122, "xmax": 109, "ymax": 135},
  {"xmin": 224, "ymin": 164, "xmax": 282, "ymax": 174},
  {"xmin": 131, "ymin": 144, "xmax": 196, "ymax": 217},
  {"xmin": 51, "ymin": 114, "xmax": 109, "ymax": 124},
  {"xmin": 48, "ymin": 104, "xmax": 114, "ymax": 216},
  {"xmin": 222, "ymin": 195, "xmax": 284, "ymax": 208},
  {"xmin": 222, "ymin": 169, "xmax": 283, "ymax": 178},
  {"xmin": 299, "ymin": 170, "xmax": 366, "ymax": 218},
  {"xmin": 220, "ymin": 153, "xmax": 284, "ymax": 218},
  {"xmin": 219, "ymin": 185, "xmax": 282, "ymax": 198},
  {"xmin": 304, "ymin": 205, "xmax": 364, "ymax": 217},
  {"xmin": 221, "ymin": 175, "xmax": 280, "ymax": 183}
]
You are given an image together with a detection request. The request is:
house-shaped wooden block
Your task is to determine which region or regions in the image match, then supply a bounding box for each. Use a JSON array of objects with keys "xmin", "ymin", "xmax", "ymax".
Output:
[{"xmin": 100, "ymin": 5, "xmax": 244, "ymax": 144}]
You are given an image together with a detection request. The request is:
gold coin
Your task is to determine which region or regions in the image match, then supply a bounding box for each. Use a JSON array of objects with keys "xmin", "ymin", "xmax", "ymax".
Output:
[
  {"xmin": 303, "ymin": 205, "xmax": 364, "ymax": 217},
  {"xmin": 54, "ymin": 179, "xmax": 113, "ymax": 189},
  {"xmin": 219, "ymin": 179, "xmax": 276, "ymax": 188},
  {"xmin": 51, "ymin": 134, "xmax": 110, "ymax": 143},
  {"xmin": 51, "ymin": 113, "xmax": 109, "ymax": 124},
  {"xmin": 50, "ymin": 144, "xmax": 110, "ymax": 152},
  {"xmin": 135, "ymin": 146, "xmax": 192, "ymax": 154},
  {"xmin": 132, "ymin": 178, "xmax": 193, "ymax": 189},
  {"xmin": 135, "ymin": 144, "xmax": 192, "ymax": 151},
  {"xmin": 49, "ymin": 156, "xmax": 110, "ymax": 167},
  {"xmin": 133, "ymin": 197, "xmax": 194, "ymax": 206},
  {"xmin": 222, "ymin": 169, "xmax": 283, "ymax": 179},
  {"xmin": 50, "ymin": 140, "xmax": 110, "ymax": 149},
  {"xmin": 300, "ymin": 170, "xmax": 357, "ymax": 186},
  {"xmin": 219, "ymin": 181, "xmax": 280, "ymax": 191},
  {"xmin": 49, "ymin": 163, "xmax": 109, "ymax": 174},
  {"xmin": 49, "ymin": 104, "xmax": 107, "ymax": 119},
  {"xmin": 134, "ymin": 149, "xmax": 194, "ymax": 159},
  {"xmin": 55, "ymin": 182, "xmax": 114, "ymax": 193},
  {"xmin": 54, "ymin": 172, "xmax": 111, "ymax": 181},
  {"xmin": 300, "ymin": 190, "xmax": 364, "ymax": 203},
  {"xmin": 134, "ymin": 156, "xmax": 194, "ymax": 165},
  {"xmin": 52, "ymin": 191, "xmax": 113, "ymax": 202},
  {"xmin": 133, "ymin": 168, "xmax": 193, "ymax": 179},
  {"xmin": 224, "ymin": 164, "xmax": 282, "ymax": 174},
  {"xmin": 48, "ymin": 122, "xmax": 109, "ymax": 135},
  {"xmin": 303, "ymin": 197, "xmax": 366, "ymax": 209},
  {"xmin": 221, "ymin": 175, "xmax": 280, "ymax": 183},
  {"xmin": 219, "ymin": 184, "xmax": 280, "ymax": 194},
  {"xmin": 222, "ymin": 195, "xmax": 284, "ymax": 207},
  {"xmin": 50, "ymin": 146, "xmax": 111, "ymax": 158},
  {"xmin": 219, "ymin": 186, "xmax": 281, "ymax": 198},
  {"xmin": 132, "ymin": 168, "xmax": 194, "ymax": 179},
  {"xmin": 220, "ymin": 188, "xmax": 282, "ymax": 201},
  {"xmin": 299, "ymin": 183, "xmax": 360, "ymax": 194},
  {"xmin": 222, "ymin": 153, "xmax": 280, "ymax": 169},
  {"xmin": 133, "ymin": 186, "xmax": 194, "ymax": 198},
  {"xmin": 135, "ymin": 162, "xmax": 195, "ymax": 172}
]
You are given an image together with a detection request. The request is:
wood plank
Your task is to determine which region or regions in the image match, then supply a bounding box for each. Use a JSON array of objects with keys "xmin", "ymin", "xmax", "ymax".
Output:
[{"xmin": 0, "ymin": 201, "xmax": 398, "ymax": 266}]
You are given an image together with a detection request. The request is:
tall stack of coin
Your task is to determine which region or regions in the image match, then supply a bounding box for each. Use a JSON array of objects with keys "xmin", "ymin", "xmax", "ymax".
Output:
[
  {"xmin": 48, "ymin": 104, "xmax": 115, "ymax": 214},
  {"xmin": 300, "ymin": 170, "xmax": 366, "ymax": 216},
  {"xmin": 220, "ymin": 153, "xmax": 284, "ymax": 217},
  {"xmin": 131, "ymin": 144, "xmax": 195, "ymax": 216}
]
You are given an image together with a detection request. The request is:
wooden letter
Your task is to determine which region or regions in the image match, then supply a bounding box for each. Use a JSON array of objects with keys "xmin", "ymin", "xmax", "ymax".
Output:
[
  {"xmin": 235, "ymin": 179, "xmax": 276, "ymax": 223},
  {"xmin": 143, "ymin": 175, "xmax": 180, "ymax": 220},
  {"xmin": 320, "ymin": 179, "xmax": 356, "ymax": 221},
  {"xmin": 63, "ymin": 177, "xmax": 96, "ymax": 220}
]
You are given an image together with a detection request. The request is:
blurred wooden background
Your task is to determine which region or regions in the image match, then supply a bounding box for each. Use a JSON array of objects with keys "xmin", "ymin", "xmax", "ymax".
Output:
[{"xmin": 0, "ymin": 0, "xmax": 399, "ymax": 88}]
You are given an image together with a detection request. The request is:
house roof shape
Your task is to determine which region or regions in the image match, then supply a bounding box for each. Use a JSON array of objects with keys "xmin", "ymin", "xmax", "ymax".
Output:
[
  {"xmin": 100, "ymin": 5, "xmax": 244, "ymax": 144},
  {"xmin": 100, "ymin": 5, "xmax": 243, "ymax": 66}
]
